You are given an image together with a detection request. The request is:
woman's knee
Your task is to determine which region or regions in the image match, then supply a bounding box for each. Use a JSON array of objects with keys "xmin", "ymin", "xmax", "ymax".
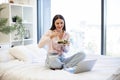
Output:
[
  {"xmin": 76, "ymin": 51, "xmax": 86, "ymax": 60},
  {"xmin": 47, "ymin": 56, "xmax": 63, "ymax": 69}
]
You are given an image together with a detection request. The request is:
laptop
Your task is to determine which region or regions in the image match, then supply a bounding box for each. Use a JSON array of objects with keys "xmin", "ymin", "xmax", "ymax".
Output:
[{"xmin": 74, "ymin": 59, "xmax": 97, "ymax": 73}]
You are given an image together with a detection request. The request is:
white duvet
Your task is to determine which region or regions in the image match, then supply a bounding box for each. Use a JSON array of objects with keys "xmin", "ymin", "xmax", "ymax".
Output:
[
  {"xmin": 0, "ymin": 60, "xmax": 77, "ymax": 80},
  {"xmin": 0, "ymin": 55, "xmax": 120, "ymax": 80},
  {"xmin": 0, "ymin": 45, "xmax": 120, "ymax": 80}
]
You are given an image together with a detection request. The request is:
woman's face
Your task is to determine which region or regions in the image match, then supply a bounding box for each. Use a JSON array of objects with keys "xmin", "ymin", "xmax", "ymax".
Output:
[{"xmin": 54, "ymin": 19, "xmax": 64, "ymax": 32}]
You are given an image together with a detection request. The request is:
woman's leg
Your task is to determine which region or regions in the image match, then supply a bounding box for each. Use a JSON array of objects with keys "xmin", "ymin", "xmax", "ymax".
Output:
[
  {"xmin": 45, "ymin": 54, "xmax": 64, "ymax": 69},
  {"xmin": 63, "ymin": 52, "xmax": 86, "ymax": 68}
]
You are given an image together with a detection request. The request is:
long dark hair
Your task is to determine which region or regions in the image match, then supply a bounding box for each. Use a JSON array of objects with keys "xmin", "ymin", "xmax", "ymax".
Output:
[{"xmin": 50, "ymin": 14, "xmax": 66, "ymax": 31}]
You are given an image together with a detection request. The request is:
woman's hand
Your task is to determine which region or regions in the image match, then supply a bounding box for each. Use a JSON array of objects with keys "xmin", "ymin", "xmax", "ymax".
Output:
[
  {"xmin": 61, "ymin": 41, "xmax": 70, "ymax": 53},
  {"xmin": 50, "ymin": 31, "xmax": 59, "ymax": 39},
  {"xmin": 50, "ymin": 30, "xmax": 63, "ymax": 39}
]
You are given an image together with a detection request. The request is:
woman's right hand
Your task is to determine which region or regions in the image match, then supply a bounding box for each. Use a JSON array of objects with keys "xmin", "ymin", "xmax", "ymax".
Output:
[{"xmin": 50, "ymin": 31, "xmax": 59, "ymax": 39}]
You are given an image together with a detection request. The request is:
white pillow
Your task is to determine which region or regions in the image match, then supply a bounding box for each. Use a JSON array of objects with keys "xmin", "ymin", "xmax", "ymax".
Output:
[
  {"xmin": 9, "ymin": 45, "xmax": 47, "ymax": 63},
  {"xmin": 0, "ymin": 50, "xmax": 14, "ymax": 62},
  {"xmin": 25, "ymin": 44, "xmax": 47, "ymax": 58},
  {"xmin": 25, "ymin": 44, "xmax": 47, "ymax": 63}
]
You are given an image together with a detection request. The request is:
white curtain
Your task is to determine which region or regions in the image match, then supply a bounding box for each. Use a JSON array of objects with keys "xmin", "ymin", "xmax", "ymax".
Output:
[
  {"xmin": 51, "ymin": 0, "xmax": 101, "ymax": 55},
  {"xmin": 0, "ymin": 0, "xmax": 8, "ymax": 4}
]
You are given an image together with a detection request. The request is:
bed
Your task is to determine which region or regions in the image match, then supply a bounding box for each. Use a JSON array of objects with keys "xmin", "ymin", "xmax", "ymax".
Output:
[{"xmin": 0, "ymin": 44, "xmax": 120, "ymax": 80}]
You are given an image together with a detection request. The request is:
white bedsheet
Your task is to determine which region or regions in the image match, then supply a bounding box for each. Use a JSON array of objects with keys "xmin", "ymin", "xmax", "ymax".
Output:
[
  {"xmin": 76, "ymin": 55, "xmax": 120, "ymax": 80},
  {"xmin": 0, "ymin": 61, "xmax": 76, "ymax": 80},
  {"xmin": 0, "ymin": 55, "xmax": 120, "ymax": 80}
]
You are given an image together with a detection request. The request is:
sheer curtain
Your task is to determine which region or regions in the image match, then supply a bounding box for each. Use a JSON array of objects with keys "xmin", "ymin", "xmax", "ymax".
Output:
[
  {"xmin": 0, "ymin": 0, "xmax": 8, "ymax": 4},
  {"xmin": 106, "ymin": 0, "xmax": 120, "ymax": 57},
  {"xmin": 51, "ymin": 0, "xmax": 101, "ymax": 55}
]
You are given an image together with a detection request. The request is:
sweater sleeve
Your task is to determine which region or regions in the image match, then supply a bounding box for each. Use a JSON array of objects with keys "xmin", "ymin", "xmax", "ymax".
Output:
[{"xmin": 38, "ymin": 30, "xmax": 51, "ymax": 48}]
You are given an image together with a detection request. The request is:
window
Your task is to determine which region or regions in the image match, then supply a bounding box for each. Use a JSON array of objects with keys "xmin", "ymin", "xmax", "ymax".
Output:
[
  {"xmin": 106, "ymin": 0, "xmax": 120, "ymax": 57},
  {"xmin": 51, "ymin": 0, "xmax": 101, "ymax": 55},
  {"xmin": 0, "ymin": 0, "xmax": 8, "ymax": 4}
]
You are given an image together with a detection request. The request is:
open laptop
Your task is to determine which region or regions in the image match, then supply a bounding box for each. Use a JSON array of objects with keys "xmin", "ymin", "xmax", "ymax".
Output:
[{"xmin": 74, "ymin": 59, "xmax": 97, "ymax": 74}]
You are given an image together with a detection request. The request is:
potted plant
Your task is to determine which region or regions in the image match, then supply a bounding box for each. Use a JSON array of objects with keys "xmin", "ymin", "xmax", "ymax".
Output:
[
  {"xmin": 12, "ymin": 16, "xmax": 17, "ymax": 22},
  {"xmin": 0, "ymin": 7, "xmax": 16, "ymax": 34},
  {"xmin": 13, "ymin": 15, "xmax": 25, "ymax": 44}
]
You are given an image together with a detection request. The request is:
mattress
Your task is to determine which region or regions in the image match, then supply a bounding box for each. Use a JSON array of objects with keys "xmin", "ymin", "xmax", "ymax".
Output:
[
  {"xmin": 0, "ymin": 45, "xmax": 120, "ymax": 80},
  {"xmin": 0, "ymin": 54, "xmax": 120, "ymax": 80}
]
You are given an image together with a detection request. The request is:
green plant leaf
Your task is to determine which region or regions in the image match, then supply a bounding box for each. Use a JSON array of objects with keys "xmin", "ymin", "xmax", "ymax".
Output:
[{"xmin": 0, "ymin": 18, "xmax": 7, "ymax": 26}]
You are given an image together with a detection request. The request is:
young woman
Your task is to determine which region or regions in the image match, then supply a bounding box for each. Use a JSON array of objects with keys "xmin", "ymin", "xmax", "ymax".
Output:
[{"xmin": 38, "ymin": 14, "xmax": 86, "ymax": 73}]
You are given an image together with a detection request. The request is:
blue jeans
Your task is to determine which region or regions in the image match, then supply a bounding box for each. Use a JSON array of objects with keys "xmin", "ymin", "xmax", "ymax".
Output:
[{"xmin": 45, "ymin": 52, "xmax": 86, "ymax": 69}]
